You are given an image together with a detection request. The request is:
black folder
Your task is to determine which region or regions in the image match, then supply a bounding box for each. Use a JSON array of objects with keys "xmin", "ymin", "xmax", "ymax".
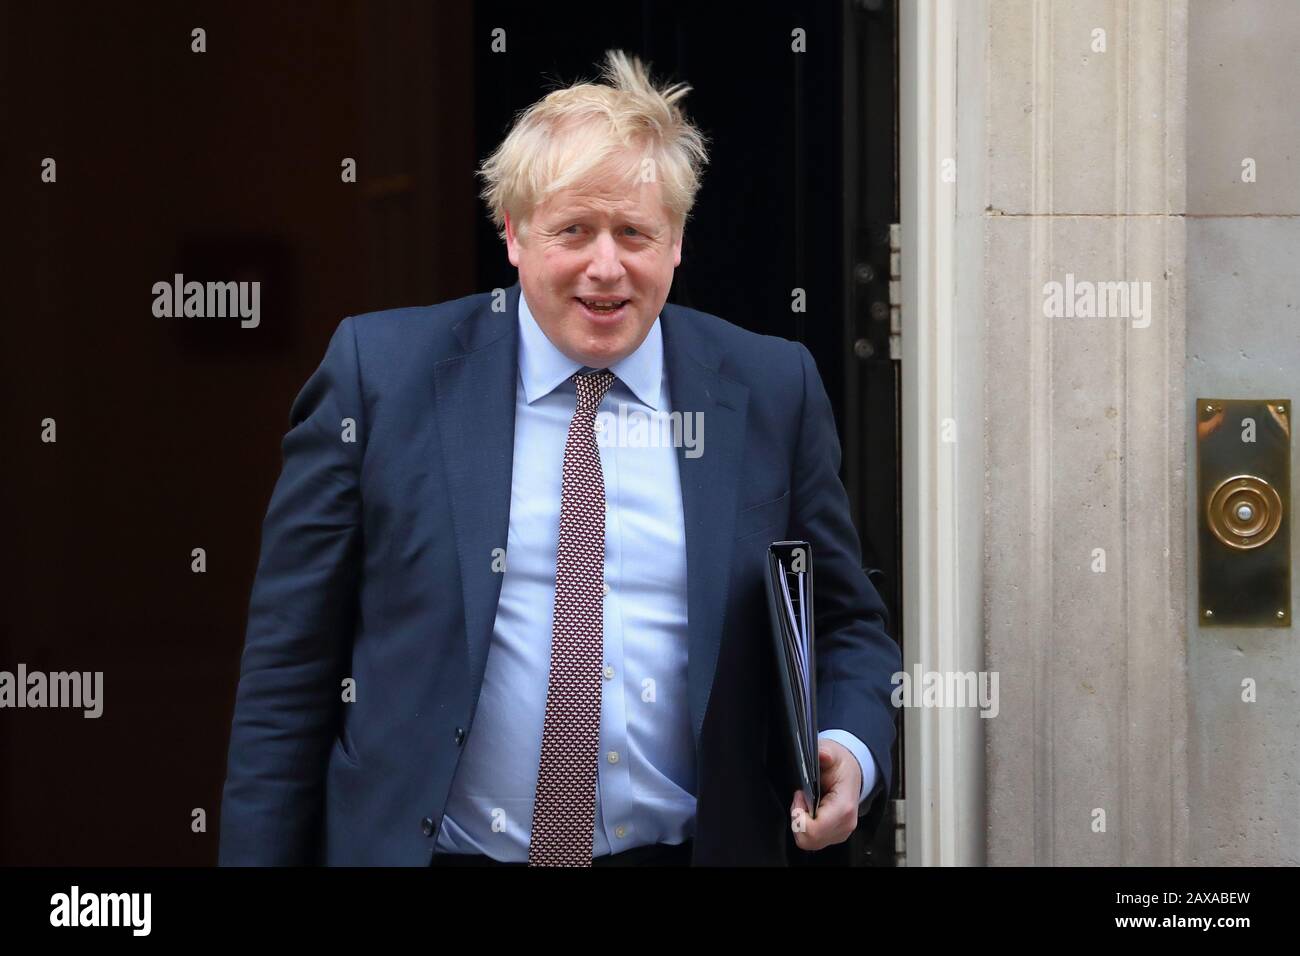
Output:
[{"xmin": 763, "ymin": 540, "xmax": 820, "ymax": 817}]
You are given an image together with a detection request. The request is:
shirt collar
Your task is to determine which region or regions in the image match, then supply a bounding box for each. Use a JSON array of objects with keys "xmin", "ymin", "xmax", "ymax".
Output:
[{"xmin": 517, "ymin": 287, "xmax": 664, "ymax": 410}]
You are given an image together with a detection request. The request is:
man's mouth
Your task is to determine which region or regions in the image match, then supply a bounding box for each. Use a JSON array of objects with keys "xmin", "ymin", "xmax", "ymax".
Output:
[{"xmin": 574, "ymin": 296, "xmax": 630, "ymax": 318}]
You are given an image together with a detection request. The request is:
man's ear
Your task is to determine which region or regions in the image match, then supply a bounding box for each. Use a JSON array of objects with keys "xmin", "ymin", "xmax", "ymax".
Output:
[
  {"xmin": 672, "ymin": 226, "xmax": 683, "ymax": 268},
  {"xmin": 504, "ymin": 212, "xmax": 521, "ymax": 266}
]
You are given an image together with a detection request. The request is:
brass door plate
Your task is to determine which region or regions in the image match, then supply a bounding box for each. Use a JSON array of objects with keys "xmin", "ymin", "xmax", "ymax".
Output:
[{"xmin": 1197, "ymin": 399, "xmax": 1291, "ymax": 627}]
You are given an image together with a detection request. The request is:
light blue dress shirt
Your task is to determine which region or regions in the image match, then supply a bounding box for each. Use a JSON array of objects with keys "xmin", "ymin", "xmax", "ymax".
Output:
[{"xmin": 434, "ymin": 291, "xmax": 876, "ymax": 860}]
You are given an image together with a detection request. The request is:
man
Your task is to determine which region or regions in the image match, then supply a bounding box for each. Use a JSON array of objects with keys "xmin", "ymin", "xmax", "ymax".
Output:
[{"xmin": 218, "ymin": 50, "xmax": 899, "ymax": 867}]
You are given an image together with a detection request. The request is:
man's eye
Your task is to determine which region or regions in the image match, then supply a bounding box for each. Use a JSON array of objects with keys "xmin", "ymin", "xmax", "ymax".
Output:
[
  {"xmin": 623, "ymin": 226, "xmax": 641, "ymax": 236},
  {"xmin": 562, "ymin": 224, "xmax": 581, "ymax": 234}
]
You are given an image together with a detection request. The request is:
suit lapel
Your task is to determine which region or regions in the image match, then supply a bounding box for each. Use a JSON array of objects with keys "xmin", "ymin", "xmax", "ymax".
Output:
[
  {"xmin": 661, "ymin": 305, "xmax": 750, "ymax": 757},
  {"xmin": 433, "ymin": 282, "xmax": 520, "ymax": 700}
]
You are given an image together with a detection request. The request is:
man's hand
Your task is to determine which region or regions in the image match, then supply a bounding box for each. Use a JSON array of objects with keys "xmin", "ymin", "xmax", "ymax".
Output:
[{"xmin": 789, "ymin": 739, "xmax": 861, "ymax": 851}]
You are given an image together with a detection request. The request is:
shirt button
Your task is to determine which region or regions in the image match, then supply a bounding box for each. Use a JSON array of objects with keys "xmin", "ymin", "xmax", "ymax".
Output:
[
  {"xmin": 602, "ymin": 582, "xmax": 610, "ymax": 596},
  {"xmin": 615, "ymin": 825, "xmax": 627, "ymax": 839},
  {"xmin": 603, "ymin": 665, "xmax": 615, "ymax": 680},
  {"xmin": 607, "ymin": 751, "xmax": 619, "ymax": 764}
]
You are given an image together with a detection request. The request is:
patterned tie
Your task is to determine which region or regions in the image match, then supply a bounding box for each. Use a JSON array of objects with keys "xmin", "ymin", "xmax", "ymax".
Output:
[{"xmin": 527, "ymin": 369, "xmax": 617, "ymax": 866}]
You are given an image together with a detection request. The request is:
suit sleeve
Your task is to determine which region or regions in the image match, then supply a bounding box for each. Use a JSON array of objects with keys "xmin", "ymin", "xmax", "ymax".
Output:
[
  {"xmin": 789, "ymin": 341, "xmax": 900, "ymax": 837},
  {"xmin": 218, "ymin": 317, "xmax": 365, "ymax": 865}
]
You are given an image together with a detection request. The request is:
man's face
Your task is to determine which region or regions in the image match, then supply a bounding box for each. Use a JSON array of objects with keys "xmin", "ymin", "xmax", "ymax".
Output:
[{"xmin": 505, "ymin": 162, "xmax": 682, "ymax": 369}]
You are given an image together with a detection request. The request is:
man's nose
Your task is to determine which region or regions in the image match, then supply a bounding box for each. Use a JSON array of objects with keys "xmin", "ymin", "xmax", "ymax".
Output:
[{"xmin": 585, "ymin": 231, "xmax": 626, "ymax": 281}]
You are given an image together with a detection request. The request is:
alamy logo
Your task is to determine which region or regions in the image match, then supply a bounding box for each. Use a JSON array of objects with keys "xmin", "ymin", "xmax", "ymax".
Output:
[
  {"xmin": 891, "ymin": 666, "xmax": 999, "ymax": 718},
  {"xmin": 1041, "ymin": 273, "xmax": 1151, "ymax": 328},
  {"xmin": 0, "ymin": 664, "xmax": 103, "ymax": 718},
  {"xmin": 595, "ymin": 404, "xmax": 704, "ymax": 458},
  {"xmin": 50, "ymin": 886, "xmax": 151, "ymax": 936},
  {"xmin": 152, "ymin": 273, "xmax": 260, "ymax": 328}
]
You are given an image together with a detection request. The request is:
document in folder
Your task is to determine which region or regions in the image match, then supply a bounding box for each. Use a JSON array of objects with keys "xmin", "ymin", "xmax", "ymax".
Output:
[{"xmin": 763, "ymin": 540, "xmax": 820, "ymax": 818}]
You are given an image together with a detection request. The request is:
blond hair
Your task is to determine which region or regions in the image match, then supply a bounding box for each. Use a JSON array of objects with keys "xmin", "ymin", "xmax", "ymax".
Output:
[{"xmin": 477, "ymin": 50, "xmax": 709, "ymax": 243}]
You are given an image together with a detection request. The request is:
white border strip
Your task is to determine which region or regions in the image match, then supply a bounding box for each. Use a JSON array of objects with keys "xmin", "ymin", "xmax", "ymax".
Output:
[{"xmin": 898, "ymin": 0, "xmax": 985, "ymax": 866}]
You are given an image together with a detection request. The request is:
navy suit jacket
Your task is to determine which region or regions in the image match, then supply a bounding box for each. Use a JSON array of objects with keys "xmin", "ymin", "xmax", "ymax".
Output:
[{"xmin": 218, "ymin": 281, "xmax": 900, "ymax": 866}]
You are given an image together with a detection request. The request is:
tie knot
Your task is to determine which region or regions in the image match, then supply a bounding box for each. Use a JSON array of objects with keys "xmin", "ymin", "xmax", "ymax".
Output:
[{"xmin": 572, "ymin": 369, "xmax": 615, "ymax": 414}]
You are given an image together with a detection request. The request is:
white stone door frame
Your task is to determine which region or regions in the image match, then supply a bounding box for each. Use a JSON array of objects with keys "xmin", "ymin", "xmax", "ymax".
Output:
[
  {"xmin": 897, "ymin": 0, "xmax": 987, "ymax": 866},
  {"xmin": 897, "ymin": 0, "xmax": 1188, "ymax": 866}
]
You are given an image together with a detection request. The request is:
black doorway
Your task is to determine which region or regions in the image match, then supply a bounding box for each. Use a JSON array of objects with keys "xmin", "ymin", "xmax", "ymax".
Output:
[{"xmin": 472, "ymin": 0, "xmax": 901, "ymax": 866}]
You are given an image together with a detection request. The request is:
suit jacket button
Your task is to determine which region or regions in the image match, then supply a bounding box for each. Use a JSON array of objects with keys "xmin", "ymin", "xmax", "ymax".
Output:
[
  {"xmin": 421, "ymin": 817, "xmax": 435, "ymax": 837},
  {"xmin": 454, "ymin": 727, "xmax": 466, "ymax": 745}
]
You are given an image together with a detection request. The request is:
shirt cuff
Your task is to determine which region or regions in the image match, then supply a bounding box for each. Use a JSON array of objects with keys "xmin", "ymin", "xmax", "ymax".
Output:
[{"xmin": 818, "ymin": 729, "xmax": 877, "ymax": 805}]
